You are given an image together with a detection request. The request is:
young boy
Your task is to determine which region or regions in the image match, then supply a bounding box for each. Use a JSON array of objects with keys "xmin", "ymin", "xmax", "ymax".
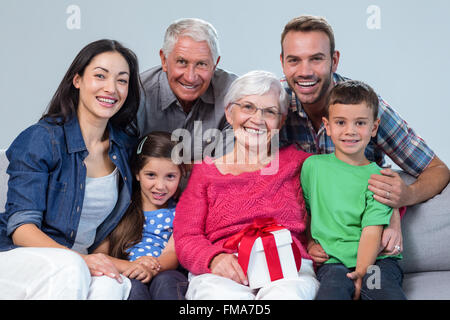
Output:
[{"xmin": 300, "ymin": 80, "xmax": 406, "ymax": 300}]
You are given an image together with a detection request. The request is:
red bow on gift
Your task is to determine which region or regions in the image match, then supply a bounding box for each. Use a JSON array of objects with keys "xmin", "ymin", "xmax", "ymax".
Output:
[{"xmin": 223, "ymin": 217, "xmax": 302, "ymax": 282}]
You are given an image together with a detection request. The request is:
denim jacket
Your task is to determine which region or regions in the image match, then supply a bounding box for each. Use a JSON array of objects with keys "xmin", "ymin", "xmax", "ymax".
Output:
[{"xmin": 0, "ymin": 116, "xmax": 137, "ymax": 252}]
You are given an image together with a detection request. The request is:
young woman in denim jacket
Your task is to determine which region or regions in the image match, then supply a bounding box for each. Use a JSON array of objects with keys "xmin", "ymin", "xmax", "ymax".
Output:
[{"xmin": 0, "ymin": 39, "xmax": 141, "ymax": 299}]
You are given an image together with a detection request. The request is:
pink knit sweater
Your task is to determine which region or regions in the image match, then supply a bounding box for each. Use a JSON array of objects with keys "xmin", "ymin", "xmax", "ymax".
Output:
[{"xmin": 173, "ymin": 145, "xmax": 312, "ymax": 275}]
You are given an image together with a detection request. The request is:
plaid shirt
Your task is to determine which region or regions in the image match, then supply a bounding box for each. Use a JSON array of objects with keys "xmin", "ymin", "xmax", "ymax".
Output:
[{"xmin": 280, "ymin": 73, "xmax": 435, "ymax": 177}]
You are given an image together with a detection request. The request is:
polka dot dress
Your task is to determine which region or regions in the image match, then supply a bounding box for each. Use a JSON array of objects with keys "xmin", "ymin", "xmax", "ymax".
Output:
[{"xmin": 127, "ymin": 207, "xmax": 175, "ymax": 261}]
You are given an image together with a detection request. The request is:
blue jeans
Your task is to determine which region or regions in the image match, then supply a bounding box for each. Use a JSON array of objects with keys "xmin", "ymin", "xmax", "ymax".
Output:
[
  {"xmin": 315, "ymin": 258, "xmax": 406, "ymax": 300},
  {"xmin": 128, "ymin": 269, "xmax": 188, "ymax": 300}
]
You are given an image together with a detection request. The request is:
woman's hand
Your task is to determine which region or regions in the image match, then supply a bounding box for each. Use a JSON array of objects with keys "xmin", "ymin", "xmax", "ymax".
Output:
[
  {"xmin": 307, "ymin": 242, "xmax": 329, "ymax": 265},
  {"xmin": 379, "ymin": 208, "xmax": 403, "ymax": 256},
  {"xmin": 210, "ymin": 253, "xmax": 248, "ymax": 286},
  {"xmin": 122, "ymin": 260, "xmax": 156, "ymax": 283},
  {"xmin": 81, "ymin": 253, "xmax": 123, "ymax": 283}
]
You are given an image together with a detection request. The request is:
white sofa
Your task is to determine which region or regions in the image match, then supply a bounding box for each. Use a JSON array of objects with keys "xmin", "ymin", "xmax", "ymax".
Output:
[{"xmin": 0, "ymin": 149, "xmax": 449, "ymax": 299}]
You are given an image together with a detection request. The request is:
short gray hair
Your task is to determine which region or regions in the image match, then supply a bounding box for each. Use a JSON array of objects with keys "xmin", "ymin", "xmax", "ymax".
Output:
[
  {"xmin": 161, "ymin": 18, "xmax": 220, "ymax": 63},
  {"xmin": 224, "ymin": 70, "xmax": 289, "ymax": 115}
]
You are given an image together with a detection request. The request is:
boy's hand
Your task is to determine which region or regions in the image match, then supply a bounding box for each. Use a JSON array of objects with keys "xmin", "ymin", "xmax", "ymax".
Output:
[
  {"xmin": 346, "ymin": 271, "xmax": 363, "ymax": 300},
  {"xmin": 307, "ymin": 242, "xmax": 329, "ymax": 265}
]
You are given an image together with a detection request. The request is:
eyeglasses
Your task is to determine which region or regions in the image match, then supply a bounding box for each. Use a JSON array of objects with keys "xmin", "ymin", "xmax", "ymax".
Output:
[{"xmin": 231, "ymin": 102, "xmax": 282, "ymax": 120}]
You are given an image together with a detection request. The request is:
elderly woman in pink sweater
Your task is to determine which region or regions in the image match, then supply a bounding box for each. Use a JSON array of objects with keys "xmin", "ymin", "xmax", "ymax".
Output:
[{"xmin": 173, "ymin": 71, "xmax": 319, "ymax": 299}]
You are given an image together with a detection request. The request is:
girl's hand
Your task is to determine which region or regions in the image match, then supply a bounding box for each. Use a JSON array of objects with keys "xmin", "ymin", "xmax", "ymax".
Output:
[
  {"xmin": 135, "ymin": 256, "xmax": 161, "ymax": 272},
  {"xmin": 82, "ymin": 253, "xmax": 123, "ymax": 283},
  {"xmin": 210, "ymin": 253, "xmax": 248, "ymax": 286},
  {"xmin": 122, "ymin": 261, "xmax": 155, "ymax": 283},
  {"xmin": 307, "ymin": 242, "xmax": 329, "ymax": 265}
]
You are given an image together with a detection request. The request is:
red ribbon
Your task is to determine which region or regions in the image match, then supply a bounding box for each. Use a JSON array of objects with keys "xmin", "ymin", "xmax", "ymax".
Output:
[{"xmin": 223, "ymin": 218, "xmax": 302, "ymax": 282}]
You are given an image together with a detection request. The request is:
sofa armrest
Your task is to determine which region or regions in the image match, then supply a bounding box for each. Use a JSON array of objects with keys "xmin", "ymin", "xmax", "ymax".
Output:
[{"xmin": 397, "ymin": 171, "xmax": 450, "ymax": 273}]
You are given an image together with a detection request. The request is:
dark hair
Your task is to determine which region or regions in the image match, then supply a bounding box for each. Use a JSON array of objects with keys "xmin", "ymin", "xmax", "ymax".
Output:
[
  {"xmin": 108, "ymin": 131, "xmax": 187, "ymax": 259},
  {"xmin": 281, "ymin": 15, "xmax": 335, "ymax": 58},
  {"xmin": 41, "ymin": 39, "xmax": 140, "ymax": 131},
  {"xmin": 325, "ymin": 80, "xmax": 379, "ymax": 119}
]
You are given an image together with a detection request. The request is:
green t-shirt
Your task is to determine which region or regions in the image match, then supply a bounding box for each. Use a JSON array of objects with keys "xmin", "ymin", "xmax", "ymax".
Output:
[{"xmin": 301, "ymin": 153, "xmax": 401, "ymax": 268}]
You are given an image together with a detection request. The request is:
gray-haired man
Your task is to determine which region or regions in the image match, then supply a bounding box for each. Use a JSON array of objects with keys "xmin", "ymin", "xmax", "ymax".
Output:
[{"xmin": 137, "ymin": 18, "xmax": 237, "ymax": 161}]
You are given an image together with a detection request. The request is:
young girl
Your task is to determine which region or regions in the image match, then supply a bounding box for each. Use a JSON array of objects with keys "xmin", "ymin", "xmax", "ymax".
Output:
[{"xmin": 96, "ymin": 131, "xmax": 188, "ymax": 300}]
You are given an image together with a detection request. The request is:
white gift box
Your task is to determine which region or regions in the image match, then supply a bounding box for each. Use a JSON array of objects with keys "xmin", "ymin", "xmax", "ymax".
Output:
[{"xmin": 245, "ymin": 229, "xmax": 299, "ymax": 289}]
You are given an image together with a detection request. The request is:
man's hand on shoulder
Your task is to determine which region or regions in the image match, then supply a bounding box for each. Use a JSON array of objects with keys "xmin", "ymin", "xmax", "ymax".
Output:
[
  {"xmin": 368, "ymin": 168, "xmax": 411, "ymax": 208},
  {"xmin": 368, "ymin": 156, "xmax": 449, "ymax": 208}
]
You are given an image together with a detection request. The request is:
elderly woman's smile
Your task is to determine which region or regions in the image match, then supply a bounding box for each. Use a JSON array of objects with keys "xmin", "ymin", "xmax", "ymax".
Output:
[{"xmin": 243, "ymin": 127, "xmax": 267, "ymax": 135}]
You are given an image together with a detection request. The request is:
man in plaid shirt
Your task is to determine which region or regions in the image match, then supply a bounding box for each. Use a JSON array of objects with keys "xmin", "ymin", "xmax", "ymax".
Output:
[{"xmin": 279, "ymin": 15, "xmax": 449, "ymax": 255}]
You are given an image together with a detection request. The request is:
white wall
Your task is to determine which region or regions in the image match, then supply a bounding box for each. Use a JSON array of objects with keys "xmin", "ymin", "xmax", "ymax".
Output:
[{"xmin": 1, "ymin": 0, "xmax": 449, "ymax": 165}]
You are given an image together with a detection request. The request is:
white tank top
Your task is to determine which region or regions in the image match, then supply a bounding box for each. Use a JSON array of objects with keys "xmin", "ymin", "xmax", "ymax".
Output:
[{"xmin": 71, "ymin": 167, "xmax": 119, "ymax": 254}]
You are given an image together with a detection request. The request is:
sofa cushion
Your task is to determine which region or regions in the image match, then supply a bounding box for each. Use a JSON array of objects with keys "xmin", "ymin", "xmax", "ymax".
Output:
[
  {"xmin": 403, "ymin": 271, "xmax": 450, "ymax": 300},
  {"xmin": 397, "ymin": 171, "xmax": 450, "ymax": 273},
  {"xmin": 0, "ymin": 150, "xmax": 8, "ymax": 212}
]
